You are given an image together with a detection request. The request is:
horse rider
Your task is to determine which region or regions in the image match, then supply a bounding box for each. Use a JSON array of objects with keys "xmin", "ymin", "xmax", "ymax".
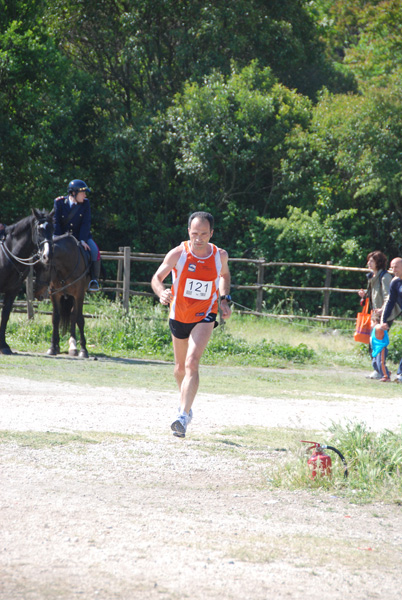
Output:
[{"xmin": 53, "ymin": 179, "xmax": 101, "ymax": 292}]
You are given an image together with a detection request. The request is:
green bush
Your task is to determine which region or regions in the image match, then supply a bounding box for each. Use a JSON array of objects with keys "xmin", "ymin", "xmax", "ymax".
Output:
[{"xmin": 388, "ymin": 328, "xmax": 402, "ymax": 364}]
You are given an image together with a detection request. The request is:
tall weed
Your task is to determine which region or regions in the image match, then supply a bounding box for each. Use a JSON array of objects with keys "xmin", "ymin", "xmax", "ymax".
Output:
[{"xmin": 269, "ymin": 421, "xmax": 402, "ymax": 503}]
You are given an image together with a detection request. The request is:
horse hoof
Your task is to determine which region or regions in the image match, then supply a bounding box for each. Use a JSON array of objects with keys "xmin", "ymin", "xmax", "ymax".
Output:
[
  {"xmin": 78, "ymin": 349, "xmax": 89, "ymax": 359},
  {"xmin": 0, "ymin": 346, "xmax": 13, "ymax": 355},
  {"xmin": 69, "ymin": 349, "xmax": 78, "ymax": 357},
  {"xmin": 47, "ymin": 346, "xmax": 59, "ymax": 356}
]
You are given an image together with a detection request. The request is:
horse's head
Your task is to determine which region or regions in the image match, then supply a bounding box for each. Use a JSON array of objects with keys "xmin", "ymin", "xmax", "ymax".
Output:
[
  {"xmin": 32, "ymin": 208, "xmax": 54, "ymax": 265},
  {"xmin": 33, "ymin": 261, "xmax": 51, "ymax": 300}
]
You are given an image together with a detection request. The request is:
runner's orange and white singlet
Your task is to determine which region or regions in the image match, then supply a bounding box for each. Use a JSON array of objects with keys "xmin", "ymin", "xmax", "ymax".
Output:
[{"xmin": 169, "ymin": 241, "xmax": 222, "ymax": 324}]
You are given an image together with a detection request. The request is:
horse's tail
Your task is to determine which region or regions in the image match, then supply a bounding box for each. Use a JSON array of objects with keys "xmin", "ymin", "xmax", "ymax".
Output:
[{"xmin": 60, "ymin": 295, "xmax": 74, "ymax": 335}]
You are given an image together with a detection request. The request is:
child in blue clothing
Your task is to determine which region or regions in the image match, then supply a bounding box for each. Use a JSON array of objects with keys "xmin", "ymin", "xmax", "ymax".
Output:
[{"xmin": 371, "ymin": 312, "xmax": 391, "ymax": 382}]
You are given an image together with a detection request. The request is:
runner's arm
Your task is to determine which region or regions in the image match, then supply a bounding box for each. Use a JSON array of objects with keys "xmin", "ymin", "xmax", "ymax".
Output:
[
  {"xmin": 151, "ymin": 246, "xmax": 181, "ymax": 305},
  {"xmin": 218, "ymin": 249, "xmax": 232, "ymax": 319}
]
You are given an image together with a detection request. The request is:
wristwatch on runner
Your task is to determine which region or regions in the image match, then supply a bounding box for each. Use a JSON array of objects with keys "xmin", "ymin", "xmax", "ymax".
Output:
[{"xmin": 220, "ymin": 294, "xmax": 232, "ymax": 303}]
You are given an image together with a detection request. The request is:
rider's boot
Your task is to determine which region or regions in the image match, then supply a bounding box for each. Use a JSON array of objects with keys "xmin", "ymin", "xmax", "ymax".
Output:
[{"xmin": 88, "ymin": 259, "xmax": 101, "ymax": 292}]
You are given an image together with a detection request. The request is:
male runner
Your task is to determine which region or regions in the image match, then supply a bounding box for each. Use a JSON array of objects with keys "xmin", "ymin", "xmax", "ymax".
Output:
[{"xmin": 151, "ymin": 211, "xmax": 232, "ymax": 437}]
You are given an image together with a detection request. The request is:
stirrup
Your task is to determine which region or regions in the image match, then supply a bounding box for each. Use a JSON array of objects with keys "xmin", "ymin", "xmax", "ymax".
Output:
[{"xmin": 88, "ymin": 279, "xmax": 99, "ymax": 292}]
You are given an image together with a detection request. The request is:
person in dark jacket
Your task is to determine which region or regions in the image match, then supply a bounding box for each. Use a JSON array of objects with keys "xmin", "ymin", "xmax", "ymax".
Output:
[
  {"xmin": 53, "ymin": 179, "xmax": 100, "ymax": 291},
  {"xmin": 381, "ymin": 257, "xmax": 402, "ymax": 382}
]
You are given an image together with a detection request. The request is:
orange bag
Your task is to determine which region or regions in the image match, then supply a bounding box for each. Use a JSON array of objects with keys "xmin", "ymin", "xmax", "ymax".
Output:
[{"xmin": 354, "ymin": 298, "xmax": 372, "ymax": 344}]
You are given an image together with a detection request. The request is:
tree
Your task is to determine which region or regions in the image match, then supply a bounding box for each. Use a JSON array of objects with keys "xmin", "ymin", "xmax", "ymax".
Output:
[
  {"xmin": 0, "ymin": 9, "xmax": 106, "ymax": 222},
  {"xmin": 251, "ymin": 206, "xmax": 363, "ymax": 314},
  {"xmin": 343, "ymin": 0, "xmax": 402, "ymax": 88},
  {"xmin": 44, "ymin": 0, "xmax": 353, "ymax": 125},
  {"xmin": 160, "ymin": 62, "xmax": 312, "ymax": 254},
  {"xmin": 269, "ymin": 81, "xmax": 402, "ymax": 266}
]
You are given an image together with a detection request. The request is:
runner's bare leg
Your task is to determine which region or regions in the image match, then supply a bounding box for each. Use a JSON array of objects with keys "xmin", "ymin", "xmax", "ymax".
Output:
[{"xmin": 172, "ymin": 321, "xmax": 215, "ymax": 415}]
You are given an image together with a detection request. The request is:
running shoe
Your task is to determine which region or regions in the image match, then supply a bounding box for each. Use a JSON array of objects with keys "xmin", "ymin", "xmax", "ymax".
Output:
[
  {"xmin": 171, "ymin": 413, "xmax": 188, "ymax": 438},
  {"xmin": 175, "ymin": 408, "xmax": 193, "ymax": 425}
]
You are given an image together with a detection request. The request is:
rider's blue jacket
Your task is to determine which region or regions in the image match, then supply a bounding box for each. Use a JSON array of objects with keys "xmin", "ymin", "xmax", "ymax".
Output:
[{"xmin": 53, "ymin": 196, "xmax": 92, "ymax": 242}]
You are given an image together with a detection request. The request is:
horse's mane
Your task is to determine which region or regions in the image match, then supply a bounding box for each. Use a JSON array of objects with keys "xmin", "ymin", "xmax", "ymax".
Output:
[{"xmin": 7, "ymin": 214, "xmax": 34, "ymax": 236}]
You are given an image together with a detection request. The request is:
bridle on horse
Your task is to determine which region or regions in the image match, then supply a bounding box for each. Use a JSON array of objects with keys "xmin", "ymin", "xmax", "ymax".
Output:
[{"xmin": 0, "ymin": 219, "xmax": 52, "ymax": 279}]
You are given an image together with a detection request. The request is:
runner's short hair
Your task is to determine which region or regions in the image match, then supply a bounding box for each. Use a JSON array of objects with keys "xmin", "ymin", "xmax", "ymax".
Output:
[{"xmin": 188, "ymin": 211, "xmax": 214, "ymax": 230}]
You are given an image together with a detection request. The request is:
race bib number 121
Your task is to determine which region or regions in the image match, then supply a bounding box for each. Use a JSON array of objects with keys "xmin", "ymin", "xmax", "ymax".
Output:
[{"xmin": 183, "ymin": 278, "xmax": 213, "ymax": 300}]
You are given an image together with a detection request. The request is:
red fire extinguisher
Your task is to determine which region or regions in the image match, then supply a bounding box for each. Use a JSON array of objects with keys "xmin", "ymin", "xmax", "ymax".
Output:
[{"xmin": 301, "ymin": 441, "xmax": 348, "ymax": 479}]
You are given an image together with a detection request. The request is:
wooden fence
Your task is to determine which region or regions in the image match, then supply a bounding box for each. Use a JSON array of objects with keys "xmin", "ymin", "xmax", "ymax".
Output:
[{"xmin": 18, "ymin": 248, "xmax": 370, "ymax": 322}]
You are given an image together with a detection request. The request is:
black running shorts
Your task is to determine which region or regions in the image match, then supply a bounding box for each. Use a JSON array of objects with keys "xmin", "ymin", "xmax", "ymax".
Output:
[{"xmin": 169, "ymin": 313, "xmax": 218, "ymax": 339}]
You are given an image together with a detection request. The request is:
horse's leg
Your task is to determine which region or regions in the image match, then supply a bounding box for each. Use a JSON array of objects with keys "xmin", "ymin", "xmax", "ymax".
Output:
[
  {"xmin": 76, "ymin": 293, "xmax": 88, "ymax": 359},
  {"xmin": 68, "ymin": 335, "xmax": 78, "ymax": 356},
  {"xmin": 68, "ymin": 296, "xmax": 78, "ymax": 357},
  {"xmin": 0, "ymin": 291, "xmax": 18, "ymax": 355},
  {"xmin": 47, "ymin": 296, "xmax": 61, "ymax": 355}
]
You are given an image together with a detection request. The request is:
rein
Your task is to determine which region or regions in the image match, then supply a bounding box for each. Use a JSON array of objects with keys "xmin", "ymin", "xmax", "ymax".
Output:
[
  {"xmin": 0, "ymin": 239, "xmax": 44, "ymax": 267},
  {"xmin": 50, "ymin": 267, "xmax": 90, "ymax": 295}
]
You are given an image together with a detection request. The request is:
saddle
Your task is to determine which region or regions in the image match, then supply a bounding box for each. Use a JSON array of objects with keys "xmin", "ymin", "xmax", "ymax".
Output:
[
  {"xmin": 79, "ymin": 242, "xmax": 93, "ymax": 268},
  {"xmin": 55, "ymin": 233, "xmax": 93, "ymax": 266}
]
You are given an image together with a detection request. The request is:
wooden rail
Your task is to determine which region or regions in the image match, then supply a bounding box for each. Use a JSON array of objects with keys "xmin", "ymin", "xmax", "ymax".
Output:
[{"xmin": 17, "ymin": 248, "xmax": 370, "ymax": 319}]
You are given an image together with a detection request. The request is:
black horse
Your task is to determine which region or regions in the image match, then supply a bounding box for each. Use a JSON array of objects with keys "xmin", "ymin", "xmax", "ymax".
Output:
[
  {"xmin": 35, "ymin": 233, "xmax": 91, "ymax": 358},
  {"xmin": 0, "ymin": 209, "xmax": 53, "ymax": 355}
]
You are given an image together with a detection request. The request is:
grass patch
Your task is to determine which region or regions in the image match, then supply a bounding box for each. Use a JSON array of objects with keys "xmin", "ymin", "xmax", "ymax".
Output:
[
  {"xmin": 7, "ymin": 295, "xmax": 399, "ymax": 373},
  {"xmin": 226, "ymin": 534, "xmax": 393, "ymax": 568},
  {"xmin": 204, "ymin": 330, "xmax": 314, "ymax": 366},
  {"xmin": 0, "ymin": 430, "xmax": 135, "ymax": 449},
  {"xmin": 190, "ymin": 426, "xmax": 320, "ymax": 463},
  {"xmin": 212, "ymin": 425, "xmax": 310, "ymax": 452},
  {"xmin": 3, "ymin": 297, "xmax": 364, "ymax": 368},
  {"xmin": 2, "ymin": 353, "xmax": 402, "ymax": 400}
]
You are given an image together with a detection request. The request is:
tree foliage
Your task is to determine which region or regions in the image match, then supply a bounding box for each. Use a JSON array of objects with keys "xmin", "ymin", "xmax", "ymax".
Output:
[{"xmin": 161, "ymin": 62, "xmax": 312, "ymax": 252}]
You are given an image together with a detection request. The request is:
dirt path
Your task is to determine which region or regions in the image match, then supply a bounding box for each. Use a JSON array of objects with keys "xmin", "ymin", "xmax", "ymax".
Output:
[{"xmin": 1, "ymin": 375, "xmax": 402, "ymax": 599}]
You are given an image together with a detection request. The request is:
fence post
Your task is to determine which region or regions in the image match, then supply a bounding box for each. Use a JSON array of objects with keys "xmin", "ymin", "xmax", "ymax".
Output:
[
  {"xmin": 116, "ymin": 246, "xmax": 124, "ymax": 302},
  {"xmin": 256, "ymin": 259, "xmax": 265, "ymax": 312},
  {"xmin": 26, "ymin": 265, "xmax": 34, "ymax": 320},
  {"xmin": 321, "ymin": 261, "xmax": 332, "ymax": 316},
  {"xmin": 123, "ymin": 246, "xmax": 131, "ymax": 312}
]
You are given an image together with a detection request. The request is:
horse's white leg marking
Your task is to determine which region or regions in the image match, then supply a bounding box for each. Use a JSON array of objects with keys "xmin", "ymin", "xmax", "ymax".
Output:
[{"xmin": 69, "ymin": 336, "xmax": 77, "ymax": 352}]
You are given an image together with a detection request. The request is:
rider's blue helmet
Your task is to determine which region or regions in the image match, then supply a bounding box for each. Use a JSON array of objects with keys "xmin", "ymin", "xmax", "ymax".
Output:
[{"xmin": 67, "ymin": 179, "xmax": 91, "ymax": 195}]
